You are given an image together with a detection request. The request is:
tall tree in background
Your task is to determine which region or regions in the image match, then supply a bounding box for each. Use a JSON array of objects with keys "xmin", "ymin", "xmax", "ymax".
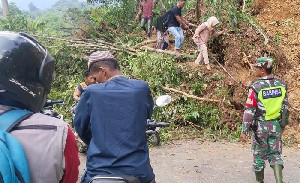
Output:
[
  {"xmin": 196, "ymin": 0, "xmax": 200, "ymax": 21},
  {"xmin": 1, "ymin": 0, "xmax": 9, "ymax": 17}
]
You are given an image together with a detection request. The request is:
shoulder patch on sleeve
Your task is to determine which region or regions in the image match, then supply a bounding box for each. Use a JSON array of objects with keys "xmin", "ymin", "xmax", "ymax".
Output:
[{"xmin": 245, "ymin": 89, "xmax": 257, "ymax": 107}]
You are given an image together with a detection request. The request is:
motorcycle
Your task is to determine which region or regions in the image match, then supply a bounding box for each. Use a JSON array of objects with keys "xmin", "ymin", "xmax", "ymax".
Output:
[
  {"xmin": 42, "ymin": 99, "xmax": 88, "ymax": 150},
  {"xmin": 42, "ymin": 99, "xmax": 64, "ymax": 119},
  {"xmin": 146, "ymin": 94, "xmax": 172, "ymax": 146},
  {"xmin": 89, "ymin": 175, "xmax": 141, "ymax": 183}
]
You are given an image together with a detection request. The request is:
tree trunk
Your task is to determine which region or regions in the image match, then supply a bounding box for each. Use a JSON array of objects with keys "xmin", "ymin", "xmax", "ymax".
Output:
[
  {"xmin": 196, "ymin": 0, "xmax": 201, "ymax": 21},
  {"xmin": 1, "ymin": 0, "xmax": 9, "ymax": 17}
]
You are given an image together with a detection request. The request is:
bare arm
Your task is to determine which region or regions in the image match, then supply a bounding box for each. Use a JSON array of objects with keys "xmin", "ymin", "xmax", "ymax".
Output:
[
  {"xmin": 73, "ymin": 89, "xmax": 81, "ymax": 102},
  {"xmin": 153, "ymin": 0, "xmax": 157, "ymax": 8},
  {"xmin": 135, "ymin": 8, "xmax": 142, "ymax": 20},
  {"xmin": 212, "ymin": 30, "xmax": 226, "ymax": 37},
  {"xmin": 175, "ymin": 15, "xmax": 188, "ymax": 29}
]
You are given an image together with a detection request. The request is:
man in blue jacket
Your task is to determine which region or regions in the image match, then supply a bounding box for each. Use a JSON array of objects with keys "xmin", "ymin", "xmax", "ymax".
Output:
[{"xmin": 74, "ymin": 51, "xmax": 155, "ymax": 183}]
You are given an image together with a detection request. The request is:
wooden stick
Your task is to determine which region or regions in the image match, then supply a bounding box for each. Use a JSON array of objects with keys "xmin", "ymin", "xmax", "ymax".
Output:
[
  {"xmin": 212, "ymin": 58, "xmax": 245, "ymax": 87},
  {"xmin": 162, "ymin": 86, "xmax": 221, "ymax": 103},
  {"xmin": 189, "ymin": 23, "xmax": 198, "ymax": 28},
  {"xmin": 158, "ymin": 0, "xmax": 165, "ymax": 9},
  {"xmin": 242, "ymin": 0, "xmax": 246, "ymax": 12},
  {"xmin": 249, "ymin": 21, "xmax": 269, "ymax": 45},
  {"xmin": 140, "ymin": 46, "xmax": 196, "ymax": 58},
  {"xmin": 134, "ymin": 39, "xmax": 175, "ymax": 49}
]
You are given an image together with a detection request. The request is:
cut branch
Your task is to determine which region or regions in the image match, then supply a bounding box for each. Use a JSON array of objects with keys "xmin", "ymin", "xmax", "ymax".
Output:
[
  {"xmin": 141, "ymin": 46, "xmax": 196, "ymax": 59},
  {"xmin": 133, "ymin": 39, "xmax": 174, "ymax": 49},
  {"xmin": 249, "ymin": 21, "xmax": 269, "ymax": 45},
  {"xmin": 162, "ymin": 86, "xmax": 221, "ymax": 103},
  {"xmin": 212, "ymin": 58, "xmax": 245, "ymax": 87},
  {"xmin": 242, "ymin": 0, "xmax": 246, "ymax": 12}
]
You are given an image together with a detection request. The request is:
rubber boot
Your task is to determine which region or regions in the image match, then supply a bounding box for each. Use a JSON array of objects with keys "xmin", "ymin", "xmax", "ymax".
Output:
[
  {"xmin": 272, "ymin": 163, "xmax": 283, "ymax": 183},
  {"xmin": 255, "ymin": 169, "xmax": 264, "ymax": 183}
]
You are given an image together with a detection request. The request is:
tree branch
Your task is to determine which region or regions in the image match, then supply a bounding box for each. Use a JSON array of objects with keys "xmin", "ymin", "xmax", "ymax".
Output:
[{"xmin": 162, "ymin": 86, "xmax": 221, "ymax": 103}]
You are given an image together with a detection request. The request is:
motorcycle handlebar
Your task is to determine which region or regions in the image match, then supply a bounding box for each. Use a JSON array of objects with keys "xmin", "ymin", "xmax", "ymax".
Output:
[
  {"xmin": 147, "ymin": 121, "xmax": 170, "ymax": 128},
  {"xmin": 44, "ymin": 99, "xmax": 64, "ymax": 108}
]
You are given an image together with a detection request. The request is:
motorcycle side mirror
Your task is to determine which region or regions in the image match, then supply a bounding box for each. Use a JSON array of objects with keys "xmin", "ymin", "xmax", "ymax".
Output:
[{"xmin": 155, "ymin": 95, "xmax": 172, "ymax": 107}]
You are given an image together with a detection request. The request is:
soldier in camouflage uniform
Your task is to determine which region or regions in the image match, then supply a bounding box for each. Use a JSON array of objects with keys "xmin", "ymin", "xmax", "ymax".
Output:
[{"xmin": 240, "ymin": 57, "xmax": 289, "ymax": 183}]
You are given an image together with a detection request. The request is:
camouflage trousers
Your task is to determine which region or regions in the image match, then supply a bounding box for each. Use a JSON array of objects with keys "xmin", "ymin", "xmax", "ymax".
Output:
[{"xmin": 251, "ymin": 130, "xmax": 283, "ymax": 172}]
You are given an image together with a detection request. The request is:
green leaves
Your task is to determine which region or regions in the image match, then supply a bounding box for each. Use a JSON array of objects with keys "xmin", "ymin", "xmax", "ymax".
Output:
[{"xmin": 119, "ymin": 51, "xmax": 185, "ymax": 89}]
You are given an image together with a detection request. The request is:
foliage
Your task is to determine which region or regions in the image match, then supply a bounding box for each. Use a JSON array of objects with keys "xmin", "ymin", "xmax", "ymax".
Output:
[
  {"xmin": 119, "ymin": 52, "xmax": 185, "ymax": 88},
  {"xmin": 0, "ymin": 0, "xmax": 255, "ymax": 142},
  {"xmin": 89, "ymin": 2, "xmax": 136, "ymax": 31},
  {"xmin": 0, "ymin": 3, "xmax": 29, "ymax": 31}
]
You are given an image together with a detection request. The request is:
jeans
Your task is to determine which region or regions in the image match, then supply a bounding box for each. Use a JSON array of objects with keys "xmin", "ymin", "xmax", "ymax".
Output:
[
  {"xmin": 168, "ymin": 26, "xmax": 184, "ymax": 50},
  {"xmin": 141, "ymin": 17, "xmax": 153, "ymax": 37}
]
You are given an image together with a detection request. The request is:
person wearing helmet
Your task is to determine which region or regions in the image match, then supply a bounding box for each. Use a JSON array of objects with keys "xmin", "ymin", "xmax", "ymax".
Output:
[
  {"xmin": 0, "ymin": 31, "xmax": 80, "ymax": 183},
  {"xmin": 240, "ymin": 57, "xmax": 289, "ymax": 183},
  {"xmin": 192, "ymin": 16, "xmax": 226, "ymax": 70}
]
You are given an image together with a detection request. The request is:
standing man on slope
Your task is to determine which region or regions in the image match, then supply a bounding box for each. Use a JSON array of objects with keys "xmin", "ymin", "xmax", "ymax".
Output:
[
  {"xmin": 74, "ymin": 51, "xmax": 156, "ymax": 183},
  {"xmin": 167, "ymin": 0, "xmax": 189, "ymax": 56},
  {"xmin": 240, "ymin": 57, "xmax": 289, "ymax": 183},
  {"xmin": 135, "ymin": 0, "xmax": 157, "ymax": 39}
]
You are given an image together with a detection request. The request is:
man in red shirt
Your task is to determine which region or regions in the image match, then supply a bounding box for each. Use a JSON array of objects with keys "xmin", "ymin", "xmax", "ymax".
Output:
[{"xmin": 135, "ymin": 0, "xmax": 157, "ymax": 39}]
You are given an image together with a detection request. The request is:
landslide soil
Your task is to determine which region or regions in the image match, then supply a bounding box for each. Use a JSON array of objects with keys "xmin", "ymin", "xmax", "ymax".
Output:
[
  {"xmin": 144, "ymin": 0, "xmax": 300, "ymax": 143},
  {"xmin": 255, "ymin": 0, "xmax": 300, "ymax": 144}
]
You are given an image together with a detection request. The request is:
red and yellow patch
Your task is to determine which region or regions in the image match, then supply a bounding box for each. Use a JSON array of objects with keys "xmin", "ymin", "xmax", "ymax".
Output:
[{"xmin": 245, "ymin": 89, "xmax": 257, "ymax": 107}]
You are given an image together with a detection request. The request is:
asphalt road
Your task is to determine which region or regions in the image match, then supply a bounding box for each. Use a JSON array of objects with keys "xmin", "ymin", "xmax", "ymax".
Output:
[{"xmin": 78, "ymin": 139, "xmax": 300, "ymax": 183}]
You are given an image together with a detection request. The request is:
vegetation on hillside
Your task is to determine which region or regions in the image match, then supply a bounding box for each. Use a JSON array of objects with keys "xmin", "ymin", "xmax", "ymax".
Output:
[{"xmin": 1, "ymin": 0, "xmax": 297, "ymax": 143}]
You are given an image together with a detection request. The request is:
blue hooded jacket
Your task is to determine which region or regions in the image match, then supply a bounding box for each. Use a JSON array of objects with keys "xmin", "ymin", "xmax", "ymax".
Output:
[{"xmin": 74, "ymin": 76, "xmax": 155, "ymax": 183}]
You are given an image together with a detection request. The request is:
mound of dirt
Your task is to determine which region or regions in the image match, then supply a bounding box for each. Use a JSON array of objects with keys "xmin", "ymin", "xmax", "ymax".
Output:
[
  {"xmin": 255, "ymin": 0, "xmax": 300, "ymax": 143},
  {"xmin": 142, "ymin": 1, "xmax": 298, "ymax": 139}
]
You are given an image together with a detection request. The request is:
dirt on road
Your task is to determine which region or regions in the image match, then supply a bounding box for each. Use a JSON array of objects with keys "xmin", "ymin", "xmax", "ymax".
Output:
[{"xmin": 78, "ymin": 138, "xmax": 300, "ymax": 183}]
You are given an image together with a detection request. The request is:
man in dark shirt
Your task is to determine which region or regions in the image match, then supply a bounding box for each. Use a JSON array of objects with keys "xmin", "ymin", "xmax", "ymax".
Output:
[
  {"xmin": 153, "ymin": 9, "xmax": 169, "ymax": 50},
  {"xmin": 167, "ymin": 0, "xmax": 189, "ymax": 56}
]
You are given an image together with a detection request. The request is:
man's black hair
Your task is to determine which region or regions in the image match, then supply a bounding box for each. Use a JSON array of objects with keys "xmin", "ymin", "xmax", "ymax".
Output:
[
  {"xmin": 84, "ymin": 70, "xmax": 90, "ymax": 77},
  {"xmin": 89, "ymin": 58, "xmax": 120, "ymax": 73}
]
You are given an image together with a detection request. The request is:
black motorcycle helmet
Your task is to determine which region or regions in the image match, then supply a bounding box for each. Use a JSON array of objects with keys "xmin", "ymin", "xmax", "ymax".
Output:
[{"xmin": 0, "ymin": 31, "xmax": 55, "ymax": 112}]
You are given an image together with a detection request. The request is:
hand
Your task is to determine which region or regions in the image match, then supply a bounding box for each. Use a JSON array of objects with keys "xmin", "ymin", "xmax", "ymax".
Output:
[
  {"xmin": 134, "ymin": 15, "xmax": 139, "ymax": 21},
  {"xmin": 182, "ymin": 24, "xmax": 189, "ymax": 30},
  {"xmin": 240, "ymin": 133, "xmax": 247, "ymax": 144},
  {"xmin": 220, "ymin": 29, "xmax": 227, "ymax": 35}
]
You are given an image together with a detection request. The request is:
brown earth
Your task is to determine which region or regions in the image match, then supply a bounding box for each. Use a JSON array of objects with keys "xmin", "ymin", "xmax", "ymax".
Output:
[
  {"xmin": 144, "ymin": 0, "xmax": 300, "ymax": 142},
  {"xmin": 255, "ymin": 0, "xmax": 300, "ymax": 143}
]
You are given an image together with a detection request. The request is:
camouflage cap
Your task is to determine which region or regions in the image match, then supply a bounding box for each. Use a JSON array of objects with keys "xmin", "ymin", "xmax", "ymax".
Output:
[{"xmin": 251, "ymin": 57, "xmax": 274, "ymax": 69}]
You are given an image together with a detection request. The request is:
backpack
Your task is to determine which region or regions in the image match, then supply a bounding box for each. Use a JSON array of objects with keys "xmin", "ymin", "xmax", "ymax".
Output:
[
  {"xmin": 0, "ymin": 109, "xmax": 33, "ymax": 183},
  {"xmin": 162, "ymin": 9, "xmax": 172, "ymax": 32}
]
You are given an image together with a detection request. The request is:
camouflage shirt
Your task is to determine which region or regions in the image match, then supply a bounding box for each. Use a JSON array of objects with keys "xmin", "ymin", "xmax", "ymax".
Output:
[{"xmin": 242, "ymin": 75, "xmax": 288, "ymax": 134}]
